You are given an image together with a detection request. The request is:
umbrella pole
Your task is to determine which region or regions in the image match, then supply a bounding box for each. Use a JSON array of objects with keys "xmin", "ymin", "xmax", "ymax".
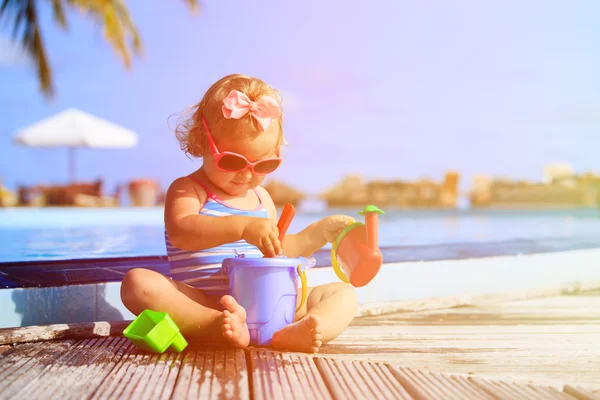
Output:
[{"xmin": 68, "ymin": 147, "xmax": 76, "ymax": 183}]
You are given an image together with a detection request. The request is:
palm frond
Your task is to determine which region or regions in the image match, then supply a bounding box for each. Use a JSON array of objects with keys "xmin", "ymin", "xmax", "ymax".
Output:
[
  {"xmin": 0, "ymin": 0, "xmax": 54, "ymax": 98},
  {"xmin": 64, "ymin": 0, "xmax": 142, "ymax": 69},
  {"xmin": 0, "ymin": 0, "xmax": 202, "ymax": 100},
  {"xmin": 51, "ymin": 0, "xmax": 68, "ymax": 29},
  {"xmin": 0, "ymin": 0, "xmax": 11, "ymax": 16},
  {"xmin": 183, "ymin": 0, "xmax": 200, "ymax": 14}
]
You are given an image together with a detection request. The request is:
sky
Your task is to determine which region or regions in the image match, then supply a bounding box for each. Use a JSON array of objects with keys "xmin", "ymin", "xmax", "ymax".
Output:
[{"xmin": 1, "ymin": 0, "xmax": 599, "ymax": 198}]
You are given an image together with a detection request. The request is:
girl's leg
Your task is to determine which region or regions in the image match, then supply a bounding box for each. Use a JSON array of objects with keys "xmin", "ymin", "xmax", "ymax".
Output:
[
  {"xmin": 120, "ymin": 268, "xmax": 249, "ymax": 347},
  {"xmin": 272, "ymin": 282, "xmax": 358, "ymax": 353}
]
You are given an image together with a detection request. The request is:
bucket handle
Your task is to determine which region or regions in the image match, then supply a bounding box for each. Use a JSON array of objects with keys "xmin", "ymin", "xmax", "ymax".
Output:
[
  {"xmin": 296, "ymin": 257, "xmax": 315, "ymax": 312},
  {"xmin": 296, "ymin": 265, "xmax": 307, "ymax": 312}
]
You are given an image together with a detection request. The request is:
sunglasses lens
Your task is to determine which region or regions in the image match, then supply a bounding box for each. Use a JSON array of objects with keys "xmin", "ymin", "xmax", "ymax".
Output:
[
  {"xmin": 254, "ymin": 159, "xmax": 282, "ymax": 174},
  {"xmin": 217, "ymin": 154, "xmax": 248, "ymax": 172}
]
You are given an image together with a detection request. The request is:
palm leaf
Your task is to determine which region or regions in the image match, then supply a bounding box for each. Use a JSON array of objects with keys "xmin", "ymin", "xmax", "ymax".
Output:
[
  {"xmin": 183, "ymin": 0, "xmax": 199, "ymax": 14},
  {"xmin": 1, "ymin": 0, "xmax": 200, "ymax": 100},
  {"xmin": 51, "ymin": 0, "xmax": 67, "ymax": 28},
  {"xmin": 63, "ymin": 0, "xmax": 142, "ymax": 69},
  {"xmin": 0, "ymin": 0, "xmax": 54, "ymax": 98}
]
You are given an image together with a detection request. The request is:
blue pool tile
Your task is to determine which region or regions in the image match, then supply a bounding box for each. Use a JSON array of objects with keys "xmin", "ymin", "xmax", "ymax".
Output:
[
  {"xmin": 0, "ymin": 284, "xmax": 136, "ymax": 328},
  {"xmin": 0, "ymin": 289, "xmax": 23, "ymax": 328},
  {"xmin": 96, "ymin": 283, "xmax": 134, "ymax": 321},
  {"xmin": 14, "ymin": 284, "xmax": 96, "ymax": 326}
]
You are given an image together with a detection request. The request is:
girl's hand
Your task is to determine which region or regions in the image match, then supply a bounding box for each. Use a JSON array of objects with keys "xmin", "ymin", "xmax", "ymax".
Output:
[
  {"xmin": 242, "ymin": 217, "xmax": 282, "ymax": 257},
  {"xmin": 319, "ymin": 215, "xmax": 356, "ymax": 243}
]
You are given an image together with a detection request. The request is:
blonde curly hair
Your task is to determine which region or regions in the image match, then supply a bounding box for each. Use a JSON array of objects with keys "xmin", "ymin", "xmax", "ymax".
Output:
[{"xmin": 172, "ymin": 74, "xmax": 284, "ymax": 158}]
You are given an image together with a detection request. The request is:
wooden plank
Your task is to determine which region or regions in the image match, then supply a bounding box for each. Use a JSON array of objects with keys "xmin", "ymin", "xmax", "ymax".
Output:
[
  {"xmin": 0, "ymin": 345, "xmax": 12, "ymax": 354},
  {"xmin": 27, "ymin": 337, "xmax": 138, "ymax": 399},
  {"xmin": 426, "ymin": 372, "xmax": 496, "ymax": 400},
  {"xmin": 313, "ymin": 356, "xmax": 354, "ymax": 399},
  {"xmin": 70, "ymin": 338, "xmax": 137, "ymax": 399},
  {"xmin": 314, "ymin": 358, "xmax": 412, "ymax": 400},
  {"xmin": 526, "ymin": 385, "xmax": 580, "ymax": 400},
  {"xmin": 114, "ymin": 347, "xmax": 182, "ymax": 400},
  {"xmin": 14, "ymin": 337, "xmax": 126, "ymax": 399},
  {"xmin": 285, "ymin": 352, "xmax": 333, "ymax": 400},
  {"xmin": 390, "ymin": 366, "xmax": 483, "ymax": 400},
  {"xmin": 170, "ymin": 348, "xmax": 249, "ymax": 400},
  {"xmin": 223, "ymin": 348, "xmax": 250, "ymax": 400},
  {"xmin": 469, "ymin": 376, "xmax": 576, "ymax": 400},
  {"xmin": 442, "ymin": 375, "xmax": 498, "ymax": 400},
  {"xmin": 87, "ymin": 340, "xmax": 152, "ymax": 399},
  {"xmin": 128, "ymin": 348, "xmax": 183, "ymax": 400},
  {"xmin": 325, "ymin": 294, "xmax": 600, "ymax": 389},
  {"xmin": 469, "ymin": 376, "xmax": 535, "ymax": 399},
  {"xmin": 167, "ymin": 351, "xmax": 199, "ymax": 399},
  {"xmin": 354, "ymin": 361, "xmax": 414, "ymax": 400},
  {"xmin": 0, "ymin": 321, "xmax": 130, "ymax": 345},
  {"xmin": 564, "ymin": 385, "xmax": 600, "ymax": 400},
  {"xmin": 0, "ymin": 339, "xmax": 79, "ymax": 398},
  {"xmin": 92, "ymin": 343, "xmax": 174, "ymax": 400},
  {"xmin": 0, "ymin": 342, "xmax": 46, "ymax": 378},
  {"xmin": 248, "ymin": 349, "xmax": 331, "ymax": 400},
  {"xmin": 112, "ymin": 350, "xmax": 175, "ymax": 399},
  {"xmin": 0, "ymin": 334, "xmax": 597, "ymax": 400},
  {"xmin": 7, "ymin": 338, "xmax": 110, "ymax": 398}
]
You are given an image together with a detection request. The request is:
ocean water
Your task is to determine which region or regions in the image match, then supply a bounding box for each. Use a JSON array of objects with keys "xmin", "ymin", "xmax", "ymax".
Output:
[{"xmin": 0, "ymin": 207, "xmax": 599, "ymax": 263}]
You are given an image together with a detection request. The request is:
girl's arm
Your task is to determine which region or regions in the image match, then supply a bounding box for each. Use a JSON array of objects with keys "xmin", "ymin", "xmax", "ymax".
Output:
[
  {"xmin": 256, "ymin": 187, "xmax": 326, "ymax": 258},
  {"xmin": 165, "ymin": 177, "xmax": 250, "ymax": 251}
]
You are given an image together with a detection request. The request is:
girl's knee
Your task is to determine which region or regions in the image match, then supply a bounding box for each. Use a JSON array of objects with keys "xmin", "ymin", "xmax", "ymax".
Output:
[
  {"xmin": 329, "ymin": 282, "xmax": 357, "ymax": 297},
  {"xmin": 330, "ymin": 283, "xmax": 359, "ymax": 312},
  {"xmin": 308, "ymin": 282, "xmax": 358, "ymax": 304},
  {"xmin": 341, "ymin": 284, "xmax": 359, "ymax": 307},
  {"xmin": 122, "ymin": 268, "xmax": 149, "ymax": 291},
  {"xmin": 121, "ymin": 268, "xmax": 164, "ymax": 308}
]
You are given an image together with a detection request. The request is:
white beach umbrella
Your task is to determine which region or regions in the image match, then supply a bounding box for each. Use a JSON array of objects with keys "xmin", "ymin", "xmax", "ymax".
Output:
[{"xmin": 13, "ymin": 108, "xmax": 138, "ymax": 182}]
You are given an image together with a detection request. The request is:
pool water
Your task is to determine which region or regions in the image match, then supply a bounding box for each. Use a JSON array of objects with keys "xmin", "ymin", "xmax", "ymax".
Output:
[{"xmin": 1, "ymin": 207, "xmax": 599, "ymax": 262}]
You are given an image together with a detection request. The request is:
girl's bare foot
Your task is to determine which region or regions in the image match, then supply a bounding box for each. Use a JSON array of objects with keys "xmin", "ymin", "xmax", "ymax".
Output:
[
  {"xmin": 220, "ymin": 295, "xmax": 250, "ymax": 348},
  {"xmin": 272, "ymin": 315, "xmax": 323, "ymax": 353}
]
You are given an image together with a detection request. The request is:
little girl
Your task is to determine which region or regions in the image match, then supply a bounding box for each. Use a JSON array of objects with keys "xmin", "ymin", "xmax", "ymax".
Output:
[{"xmin": 120, "ymin": 74, "xmax": 358, "ymax": 353}]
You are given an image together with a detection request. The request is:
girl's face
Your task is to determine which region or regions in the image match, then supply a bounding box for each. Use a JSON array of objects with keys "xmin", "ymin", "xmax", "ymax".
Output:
[{"xmin": 203, "ymin": 127, "xmax": 281, "ymax": 196}]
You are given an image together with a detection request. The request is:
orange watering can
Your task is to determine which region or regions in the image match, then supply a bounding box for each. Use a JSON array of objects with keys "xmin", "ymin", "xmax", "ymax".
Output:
[{"xmin": 331, "ymin": 205, "xmax": 384, "ymax": 287}]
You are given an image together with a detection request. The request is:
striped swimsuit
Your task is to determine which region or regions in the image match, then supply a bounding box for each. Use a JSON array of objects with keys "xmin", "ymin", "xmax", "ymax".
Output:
[{"xmin": 164, "ymin": 177, "xmax": 268, "ymax": 302}]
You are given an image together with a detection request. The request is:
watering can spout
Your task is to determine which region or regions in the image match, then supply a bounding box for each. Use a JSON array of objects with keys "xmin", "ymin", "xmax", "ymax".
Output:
[{"xmin": 359, "ymin": 205, "xmax": 384, "ymax": 251}]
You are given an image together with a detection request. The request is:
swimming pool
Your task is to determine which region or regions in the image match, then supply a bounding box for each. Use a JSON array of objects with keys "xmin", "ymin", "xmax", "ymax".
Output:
[
  {"xmin": 1, "ymin": 207, "xmax": 599, "ymax": 329},
  {"xmin": 1, "ymin": 207, "xmax": 599, "ymax": 262}
]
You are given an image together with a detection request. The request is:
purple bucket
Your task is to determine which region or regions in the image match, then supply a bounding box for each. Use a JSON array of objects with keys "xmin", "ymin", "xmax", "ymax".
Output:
[{"xmin": 222, "ymin": 255, "xmax": 315, "ymax": 346}]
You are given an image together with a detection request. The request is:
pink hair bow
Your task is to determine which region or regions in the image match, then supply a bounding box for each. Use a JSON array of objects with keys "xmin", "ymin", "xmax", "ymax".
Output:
[{"xmin": 222, "ymin": 90, "xmax": 281, "ymax": 131}]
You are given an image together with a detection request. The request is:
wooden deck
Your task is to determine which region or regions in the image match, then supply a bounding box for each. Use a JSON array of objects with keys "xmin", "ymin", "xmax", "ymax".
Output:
[
  {"xmin": 321, "ymin": 289, "xmax": 600, "ymax": 390},
  {"xmin": 0, "ymin": 290, "xmax": 599, "ymax": 399}
]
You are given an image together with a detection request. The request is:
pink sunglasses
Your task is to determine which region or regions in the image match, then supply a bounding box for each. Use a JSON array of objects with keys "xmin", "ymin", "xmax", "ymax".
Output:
[{"xmin": 202, "ymin": 117, "xmax": 282, "ymax": 175}]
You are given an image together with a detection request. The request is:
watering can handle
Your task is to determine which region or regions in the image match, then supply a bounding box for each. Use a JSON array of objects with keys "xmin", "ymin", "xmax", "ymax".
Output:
[
  {"xmin": 331, "ymin": 243, "xmax": 350, "ymax": 284},
  {"xmin": 330, "ymin": 222, "xmax": 363, "ymax": 284}
]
